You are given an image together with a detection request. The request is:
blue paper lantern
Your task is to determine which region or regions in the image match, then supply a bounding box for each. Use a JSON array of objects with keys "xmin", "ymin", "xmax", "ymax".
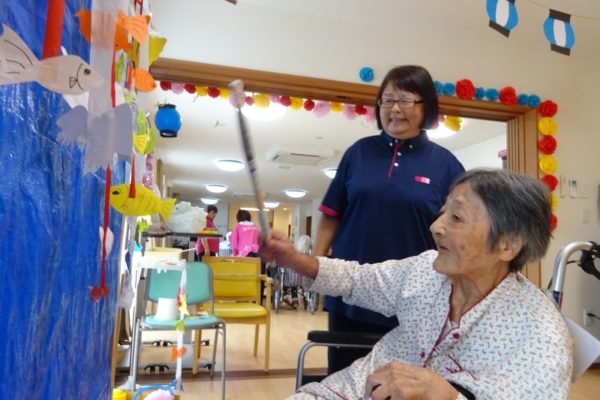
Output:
[
  {"xmin": 486, "ymin": 0, "xmax": 518, "ymax": 37},
  {"xmin": 543, "ymin": 9, "xmax": 575, "ymax": 56},
  {"xmin": 154, "ymin": 104, "xmax": 181, "ymax": 138}
]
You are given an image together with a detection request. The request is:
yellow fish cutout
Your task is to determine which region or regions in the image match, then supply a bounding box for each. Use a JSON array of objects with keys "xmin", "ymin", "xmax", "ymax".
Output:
[
  {"xmin": 109, "ymin": 184, "xmax": 175, "ymax": 221},
  {"xmin": 148, "ymin": 34, "xmax": 167, "ymax": 66},
  {"xmin": 133, "ymin": 134, "xmax": 149, "ymax": 154}
]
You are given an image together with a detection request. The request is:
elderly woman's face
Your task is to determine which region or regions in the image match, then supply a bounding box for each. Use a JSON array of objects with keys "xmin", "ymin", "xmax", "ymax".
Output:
[
  {"xmin": 379, "ymin": 82, "xmax": 425, "ymax": 140},
  {"xmin": 430, "ymin": 183, "xmax": 507, "ymax": 279}
]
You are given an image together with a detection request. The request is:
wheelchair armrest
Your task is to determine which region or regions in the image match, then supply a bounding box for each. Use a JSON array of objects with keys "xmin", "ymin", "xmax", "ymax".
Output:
[{"xmin": 306, "ymin": 330, "xmax": 384, "ymax": 346}]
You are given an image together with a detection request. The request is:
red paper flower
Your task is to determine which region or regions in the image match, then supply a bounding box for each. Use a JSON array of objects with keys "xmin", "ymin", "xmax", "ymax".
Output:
[
  {"xmin": 541, "ymin": 174, "xmax": 558, "ymax": 191},
  {"xmin": 538, "ymin": 135, "xmax": 557, "ymax": 155},
  {"xmin": 207, "ymin": 87, "xmax": 220, "ymax": 98},
  {"xmin": 245, "ymin": 95, "xmax": 254, "ymax": 106},
  {"xmin": 304, "ymin": 99, "xmax": 315, "ymax": 111},
  {"xmin": 499, "ymin": 86, "xmax": 518, "ymax": 105},
  {"xmin": 159, "ymin": 81, "xmax": 172, "ymax": 91},
  {"xmin": 455, "ymin": 79, "xmax": 475, "ymax": 100},
  {"xmin": 183, "ymin": 83, "xmax": 196, "ymax": 94},
  {"xmin": 354, "ymin": 104, "xmax": 367, "ymax": 115},
  {"xmin": 279, "ymin": 96, "xmax": 291, "ymax": 107},
  {"xmin": 550, "ymin": 213, "xmax": 558, "ymax": 231},
  {"xmin": 538, "ymin": 100, "xmax": 558, "ymax": 117}
]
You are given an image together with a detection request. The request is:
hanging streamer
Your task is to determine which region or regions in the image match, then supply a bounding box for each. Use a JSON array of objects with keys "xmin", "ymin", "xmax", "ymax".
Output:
[{"xmin": 42, "ymin": 0, "xmax": 66, "ymax": 58}]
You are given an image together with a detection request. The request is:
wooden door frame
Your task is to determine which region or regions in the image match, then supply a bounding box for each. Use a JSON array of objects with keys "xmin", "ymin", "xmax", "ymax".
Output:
[{"xmin": 150, "ymin": 58, "xmax": 541, "ymax": 285}]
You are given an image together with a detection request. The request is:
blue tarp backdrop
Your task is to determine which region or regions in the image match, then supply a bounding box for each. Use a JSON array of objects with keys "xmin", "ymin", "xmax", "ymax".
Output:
[{"xmin": 0, "ymin": 1, "xmax": 125, "ymax": 398}]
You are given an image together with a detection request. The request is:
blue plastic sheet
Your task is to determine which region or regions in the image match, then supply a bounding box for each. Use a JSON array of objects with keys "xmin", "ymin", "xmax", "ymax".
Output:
[{"xmin": 0, "ymin": 2, "xmax": 125, "ymax": 398}]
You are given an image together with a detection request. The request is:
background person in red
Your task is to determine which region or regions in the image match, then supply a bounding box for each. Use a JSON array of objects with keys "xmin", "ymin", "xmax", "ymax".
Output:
[{"xmin": 196, "ymin": 205, "xmax": 219, "ymax": 260}]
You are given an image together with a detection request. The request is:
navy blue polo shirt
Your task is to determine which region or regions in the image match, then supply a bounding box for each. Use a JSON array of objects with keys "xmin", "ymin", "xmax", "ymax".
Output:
[{"xmin": 320, "ymin": 130, "xmax": 464, "ymax": 327}]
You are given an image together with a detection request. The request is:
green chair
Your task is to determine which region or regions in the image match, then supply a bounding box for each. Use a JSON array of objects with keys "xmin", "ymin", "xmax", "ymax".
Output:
[{"xmin": 130, "ymin": 261, "xmax": 226, "ymax": 399}]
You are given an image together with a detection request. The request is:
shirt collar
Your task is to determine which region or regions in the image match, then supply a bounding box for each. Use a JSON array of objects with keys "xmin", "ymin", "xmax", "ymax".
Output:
[{"xmin": 379, "ymin": 129, "xmax": 429, "ymax": 152}]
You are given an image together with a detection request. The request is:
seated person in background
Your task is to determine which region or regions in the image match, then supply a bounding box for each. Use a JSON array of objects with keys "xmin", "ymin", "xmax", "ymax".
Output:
[
  {"xmin": 231, "ymin": 209, "xmax": 260, "ymax": 257},
  {"xmin": 260, "ymin": 168, "xmax": 572, "ymax": 400}
]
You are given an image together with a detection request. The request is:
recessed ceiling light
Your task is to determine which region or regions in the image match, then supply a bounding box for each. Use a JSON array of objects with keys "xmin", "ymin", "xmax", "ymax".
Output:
[
  {"xmin": 263, "ymin": 201, "xmax": 280, "ymax": 208},
  {"xmin": 427, "ymin": 124, "xmax": 458, "ymax": 139},
  {"xmin": 323, "ymin": 168, "xmax": 337, "ymax": 179},
  {"xmin": 205, "ymin": 184, "xmax": 228, "ymax": 193},
  {"xmin": 200, "ymin": 197, "xmax": 219, "ymax": 205},
  {"xmin": 214, "ymin": 159, "xmax": 244, "ymax": 172},
  {"xmin": 284, "ymin": 189, "xmax": 307, "ymax": 199}
]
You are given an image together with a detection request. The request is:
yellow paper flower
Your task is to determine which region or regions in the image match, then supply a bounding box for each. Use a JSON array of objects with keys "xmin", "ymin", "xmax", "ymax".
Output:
[
  {"xmin": 444, "ymin": 116, "xmax": 462, "ymax": 132},
  {"xmin": 331, "ymin": 102, "xmax": 343, "ymax": 112},
  {"xmin": 253, "ymin": 93, "xmax": 270, "ymax": 108},
  {"xmin": 219, "ymin": 88, "xmax": 230, "ymax": 99},
  {"xmin": 550, "ymin": 193, "xmax": 558, "ymax": 210},
  {"xmin": 290, "ymin": 97, "xmax": 303, "ymax": 110},
  {"xmin": 539, "ymin": 155, "xmax": 557, "ymax": 174},
  {"xmin": 196, "ymin": 86, "xmax": 208, "ymax": 96},
  {"xmin": 538, "ymin": 117, "xmax": 557, "ymax": 136}
]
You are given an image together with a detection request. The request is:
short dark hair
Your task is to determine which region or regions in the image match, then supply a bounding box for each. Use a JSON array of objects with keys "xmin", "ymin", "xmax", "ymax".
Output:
[
  {"xmin": 451, "ymin": 168, "xmax": 552, "ymax": 272},
  {"xmin": 207, "ymin": 205, "xmax": 218, "ymax": 213},
  {"xmin": 375, "ymin": 65, "xmax": 439, "ymax": 131},
  {"xmin": 236, "ymin": 209, "xmax": 251, "ymax": 222}
]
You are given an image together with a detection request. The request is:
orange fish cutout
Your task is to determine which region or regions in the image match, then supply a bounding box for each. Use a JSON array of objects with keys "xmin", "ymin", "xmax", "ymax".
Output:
[
  {"xmin": 133, "ymin": 68, "xmax": 156, "ymax": 92},
  {"xmin": 76, "ymin": 9, "xmax": 149, "ymax": 51},
  {"xmin": 171, "ymin": 346, "xmax": 187, "ymax": 361},
  {"xmin": 117, "ymin": 11, "xmax": 149, "ymax": 45}
]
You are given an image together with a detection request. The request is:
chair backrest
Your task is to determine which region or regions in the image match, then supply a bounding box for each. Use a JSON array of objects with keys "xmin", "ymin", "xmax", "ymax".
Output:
[
  {"xmin": 147, "ymin": 261, "xmax": 213, "ymax": 306},
  {"xmin": 203, "ymin": 256, "xmax": 261, "ymax": 301}
]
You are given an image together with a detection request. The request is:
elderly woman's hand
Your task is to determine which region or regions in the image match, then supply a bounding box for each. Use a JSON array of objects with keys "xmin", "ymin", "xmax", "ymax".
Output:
[
  {"xmin": 259, "ymin": 230, "xmax": 319, "ymax": 279},
  {"xmin": 365, "ymin": 362, "xmax": 458, "ymax": 400}
]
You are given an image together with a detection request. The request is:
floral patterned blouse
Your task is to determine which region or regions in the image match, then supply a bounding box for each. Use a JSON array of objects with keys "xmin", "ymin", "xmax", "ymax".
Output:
[{"xmin": 290, "ymin": 250, "xmax": 572, "ymax": 400}]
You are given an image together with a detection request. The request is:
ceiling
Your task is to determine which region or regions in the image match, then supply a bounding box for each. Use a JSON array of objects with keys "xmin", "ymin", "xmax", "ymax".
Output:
[{"xmin": 149, "ymin": 88, "xmax": 505, "ymax": 206}]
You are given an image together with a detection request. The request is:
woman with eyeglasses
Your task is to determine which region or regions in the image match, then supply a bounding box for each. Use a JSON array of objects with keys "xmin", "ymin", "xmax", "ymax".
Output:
[{"xmin": 314, "ymin": 65, "xmax": 465, "ymax": 373}]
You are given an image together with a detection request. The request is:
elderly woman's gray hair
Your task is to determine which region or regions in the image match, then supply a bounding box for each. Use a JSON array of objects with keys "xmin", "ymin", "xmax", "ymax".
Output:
[{"xmin": 451, "ymin": 168, "xmax": 552, "ymax": 272}]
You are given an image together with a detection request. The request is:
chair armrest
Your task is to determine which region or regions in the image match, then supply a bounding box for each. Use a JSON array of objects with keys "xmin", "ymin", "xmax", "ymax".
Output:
[
  {"xmin": 259, "ymin": 275, "xmax": 273, "ymax": 285},
  {"xmin": 307, "ymin": 330, "xmax": 384, "ymax": 346}
]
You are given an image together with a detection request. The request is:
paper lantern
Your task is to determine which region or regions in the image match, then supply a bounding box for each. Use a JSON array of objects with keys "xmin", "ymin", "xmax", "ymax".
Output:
[
  {"xmin": 543, "ymin": 9, "xmax": 575, "ymax": 56},
  {"xmin": 486, "ymin": 0, "xmax": 519, "ymax": 37},
  {"xmin": 154, "ymin": 104, "xmax": 181, "ymax": 138}
]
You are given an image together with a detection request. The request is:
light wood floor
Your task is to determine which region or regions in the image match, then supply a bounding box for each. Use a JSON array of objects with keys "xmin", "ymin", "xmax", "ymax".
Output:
[{"xmin": 117, "ymin": 306, "xmax": 600, "ymax": 399}]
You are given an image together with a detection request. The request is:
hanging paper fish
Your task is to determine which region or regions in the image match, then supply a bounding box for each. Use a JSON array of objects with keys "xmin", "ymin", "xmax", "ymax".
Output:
[
  {"xmin": 77, "ymin": 9, "xmax": 150, "ymax": 51},
  {"xmin": 0, "ymin": 23, "xmax": 103, "ymax": 94},
  {"xmin": 57, "ymin": 103, "xmax": 134, "ymax": 173},
  {"xmin": 148, "ymin": 33, "xmax": 167, "ymax": 66},
  {"xmin": 110, "ymin": 183, "xmax": 176, "ymax": 221}
]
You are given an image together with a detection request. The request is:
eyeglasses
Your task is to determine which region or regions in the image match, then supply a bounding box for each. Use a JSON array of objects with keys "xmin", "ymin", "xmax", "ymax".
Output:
[{"xmin": 377, "ymin": 98, "xmax": 424, "ymax": 109}]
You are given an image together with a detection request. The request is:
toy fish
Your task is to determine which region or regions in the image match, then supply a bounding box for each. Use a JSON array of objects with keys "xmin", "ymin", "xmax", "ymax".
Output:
[
  {"xmin": 133, "ymin": 133, "xmax": 149, "ymax": 154},
  {"xmin": 110, "ymin": 183, "xmax": 176, "ymax": 221},
  {"xmin": 0, "ymin": 23, "xmax": 103, "ymax": 94}
]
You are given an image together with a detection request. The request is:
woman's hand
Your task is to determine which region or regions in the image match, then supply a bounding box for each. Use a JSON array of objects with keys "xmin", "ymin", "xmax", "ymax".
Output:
[
  {"xmin": 365, "ymin": 362, "xmax": 458, "ymax": 400},
  {"xmin": 259, "ymin": 229, "xmax": 319, "ymax": 279}
]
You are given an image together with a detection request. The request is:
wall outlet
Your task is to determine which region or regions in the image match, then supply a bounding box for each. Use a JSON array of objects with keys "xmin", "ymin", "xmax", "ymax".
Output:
[{"xmin": 583, "ymin": 309, "xmax": 592, "ymax": 326}]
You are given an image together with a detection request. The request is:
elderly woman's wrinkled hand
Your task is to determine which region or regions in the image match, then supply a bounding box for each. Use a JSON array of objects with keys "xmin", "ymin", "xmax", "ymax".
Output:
[
  {"xmin": 365, "ymin": 362, "xmax": 458, "ymax": 400},
  {"xmin": 259, "ymin": 229, "xmax": 320, "ymax": 279}
]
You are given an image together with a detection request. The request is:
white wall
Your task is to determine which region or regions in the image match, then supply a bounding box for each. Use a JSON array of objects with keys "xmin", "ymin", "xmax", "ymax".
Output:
[
  {"xmin": 153, "ymin": 0, "xmax": 600, "ymax": 338},
  {"xmin": 453, "ymin": 135, "xmax": 505, "ymax": 170}
]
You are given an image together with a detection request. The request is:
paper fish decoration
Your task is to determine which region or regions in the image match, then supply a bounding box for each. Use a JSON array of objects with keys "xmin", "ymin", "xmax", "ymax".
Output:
[
  {"xmin": 133, "ymin": 134, "xmax": 149, "ymax": 154},
  {"xmin": 110, "ymin": 183, "xmax": 176, "ymax": 220},
  {"xmin": 148, "ymin": 33, "xmax": 167, "ymax": 66},
  {"xmin": 57, "ymin": 103, "xmax": 134, "ymax": 173},
  {"xmin": 99, "ymin": 226, "xmax": 115, "ymax": 256},
  {"xmin": 171, "ymin": 347, "xmax": 187, "ymax": 361},
  {"xmin": 0, "ymin": 24, "xmax": 103, "ymax": 94},
  {"xmin": 132, "ymin": 68, "xmax": 156, "ymax": 92},
  {"xmin": 77, "ymin": 9, "xmax": 150, "ymax": 51}
]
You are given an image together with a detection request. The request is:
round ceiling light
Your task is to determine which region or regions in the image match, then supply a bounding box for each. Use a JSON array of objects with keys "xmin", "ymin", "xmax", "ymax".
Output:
[
  {"xmin": 323, "ymin": 168, "xmax": 337, "ymax": 179},
  {"xmin": 263, "ymin": 201, "xmax": 280, "ymax": 208},
  {"xmin": 205, "ymin": 184, "xmax": 228, "ymax": 193},
  {"xmin": 214, "ymin": 159, "xmax": 244, "ymax": 172},
  {"xmin": 284, "ymin": 189, "xmax": 307, "ymax": 199},
  {"xmin": 200, "ymin": 197, "xmax": 219, "ymax": 205}
]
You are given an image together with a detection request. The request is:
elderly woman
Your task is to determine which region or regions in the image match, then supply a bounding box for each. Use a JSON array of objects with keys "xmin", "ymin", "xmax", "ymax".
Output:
[{"xmin": 261, "ymin": 169, "xmax": 572, "ymax": 400}]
